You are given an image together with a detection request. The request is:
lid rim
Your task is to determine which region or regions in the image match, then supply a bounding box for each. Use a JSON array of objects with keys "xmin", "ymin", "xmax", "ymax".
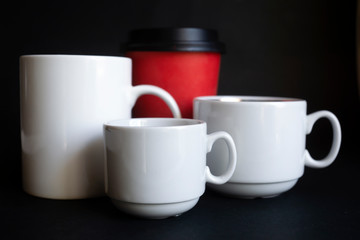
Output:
[{"xmin": 125, "ymin": 27, "xmax": 226, "ymax": 53}]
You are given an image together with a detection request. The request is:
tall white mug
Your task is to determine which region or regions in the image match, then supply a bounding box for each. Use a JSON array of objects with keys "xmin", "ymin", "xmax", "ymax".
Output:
[
  {"xmin": 194, "ymin": 96, "xmax": 341, "ymax": 198},
  {"xmin": 20, "ymin": 55, "xmax": 181, "ymax": 199}
]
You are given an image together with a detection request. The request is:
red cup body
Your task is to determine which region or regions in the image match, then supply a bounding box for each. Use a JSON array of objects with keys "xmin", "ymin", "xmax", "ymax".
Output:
[{"xmin": 127, "ymin": 51, "xmax": 221, "ymax": 118}]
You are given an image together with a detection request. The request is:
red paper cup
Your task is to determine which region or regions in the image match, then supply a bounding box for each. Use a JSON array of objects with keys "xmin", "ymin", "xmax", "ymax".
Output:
[{"xmin": 125, "ymin": 28, "xmax": 225, "ymax": 118}]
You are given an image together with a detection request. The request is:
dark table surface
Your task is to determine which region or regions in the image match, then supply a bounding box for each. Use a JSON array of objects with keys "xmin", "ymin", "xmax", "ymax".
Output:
[{"xmin": 2, "ymin": 149, "xmax": 359, "ymax": 240}]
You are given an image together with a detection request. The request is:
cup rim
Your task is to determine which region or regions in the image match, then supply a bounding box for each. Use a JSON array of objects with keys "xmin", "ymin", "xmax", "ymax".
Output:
[
  {"xmin": 194, "ymin": 95, "xmax": 305, "ymax": 103},
  {"xmin": 104, "ymin": 118, "xmax": 205, "ymax": 130},
  {"xmin": 20, "ymin": 54, "xmax": 130, "ymax": 61}
]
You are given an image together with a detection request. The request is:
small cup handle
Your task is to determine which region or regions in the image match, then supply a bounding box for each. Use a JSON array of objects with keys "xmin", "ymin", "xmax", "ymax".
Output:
[
  {"xmin": 305, "ymin": 110, "xmax": 342, "ymax": 168},
  {"xmin": 206, "ymin": 131, "xmax": 237, "ymax": 184},
  {"xmin": 130, "ymin": 85, "xmax": 181, "ymax": 118}
]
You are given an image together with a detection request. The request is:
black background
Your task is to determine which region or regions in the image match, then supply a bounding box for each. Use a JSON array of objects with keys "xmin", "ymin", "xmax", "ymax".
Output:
[{"xmin": 2, "ymin": 0, "xmax": 360, "ymax": 239}]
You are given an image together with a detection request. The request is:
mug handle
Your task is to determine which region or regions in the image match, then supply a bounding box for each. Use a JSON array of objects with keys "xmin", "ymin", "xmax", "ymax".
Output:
[
  {"xmin": 305, "ymin": 110, "xmax": 342, "ymax": 168},
  {"xmin": 206, "ymin": 131, "xmax": 237, "ymax": 184},
  {"xmin": 130, "ymin": 85, "xmax": 181, "ymax": 118}
]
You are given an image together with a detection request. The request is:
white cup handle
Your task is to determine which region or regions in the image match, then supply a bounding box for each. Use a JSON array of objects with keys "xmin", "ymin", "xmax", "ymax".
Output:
[
  {"xmin": 205, "ymin": 131, "xmax": 237, "ymax": 184},
  {"xmin": 305, "ymin": 110, "xmax": 342, "ymax": 168},
  {"xmin": 130, "ymin": 85, "xmax": 181, "ymax": 118}
]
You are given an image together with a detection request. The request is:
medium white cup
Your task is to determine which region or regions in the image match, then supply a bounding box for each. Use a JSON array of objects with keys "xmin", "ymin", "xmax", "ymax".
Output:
[
  {"xmin": 103, "ymin": 118, "xmax": 237, "ymax": 219},
  {"xmin": 194, "ymin": 96, "xmax": 341, "ymax": 198},
  {"xmin": 20, "ymin": 55, "xmax": 181, "ymax": 200}
]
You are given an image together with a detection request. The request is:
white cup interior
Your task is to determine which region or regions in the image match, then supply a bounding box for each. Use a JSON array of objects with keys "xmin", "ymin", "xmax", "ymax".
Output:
[
  {"xmin": 105, "ymin": 118, "xmax": 204, "ymax": 128},
  {"xmin": 197, "ymin": 96, "xmax": 302, "ymax": 102}
]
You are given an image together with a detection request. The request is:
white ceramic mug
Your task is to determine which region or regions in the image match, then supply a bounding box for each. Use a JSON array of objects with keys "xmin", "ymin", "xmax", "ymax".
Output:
[
  {"xmin": 194, "ymin": 96, "xmax": 341, "ymax": 198},
  {"xmin": 20, "ymin": 55, "xmax": 181, "ymax": 200},
  {"xmin": 103, "ymin": 118, "xmax": 237, "ymax": 219}
]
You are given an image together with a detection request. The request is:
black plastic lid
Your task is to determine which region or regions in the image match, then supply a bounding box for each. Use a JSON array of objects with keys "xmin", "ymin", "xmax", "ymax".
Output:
[{"xmin": 125, "ymin": 28, "xmax": 225, "ymax": 53}]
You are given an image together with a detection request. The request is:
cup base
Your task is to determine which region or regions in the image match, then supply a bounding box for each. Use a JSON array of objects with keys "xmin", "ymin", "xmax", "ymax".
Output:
[
  {"xmin": 208, "ymin": 179, "xmax": 298, "ymax": 199},
  {"xmin": 111, "ymin": 198, "xmax": 199, "ymax": 219}
]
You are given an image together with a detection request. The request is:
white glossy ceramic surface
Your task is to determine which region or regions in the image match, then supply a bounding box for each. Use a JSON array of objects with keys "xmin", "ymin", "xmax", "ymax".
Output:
[
  {"xmin": 209, "ymin": 180, "xmax": 298, "ymax": 199},
  {"xmin": 111, "ymin": 198, "xmax": 199, "ymax": 219},
  {"xmin": 103, "ymin": 118, "xmax": 237, "ymax": 219},
  {"xmin": 20, "ymin": 55, "xmax": 181, "ymax": 200},
  {"xmin": 194, "ymin": 96, "xmax": 342, "ymax": 198}
]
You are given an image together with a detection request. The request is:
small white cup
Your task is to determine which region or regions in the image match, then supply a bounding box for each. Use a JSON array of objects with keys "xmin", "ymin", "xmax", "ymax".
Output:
[
  {"xmin": 103, "ymin": 118, "xmax": 237, "ymax": 219},
  {"xmin": 194, "ymin": 96, "xmax": 342, "ymax": 199},
  {"xmin": 20, "ymin": 55, "xmax": 181, "ymax": 200}
]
